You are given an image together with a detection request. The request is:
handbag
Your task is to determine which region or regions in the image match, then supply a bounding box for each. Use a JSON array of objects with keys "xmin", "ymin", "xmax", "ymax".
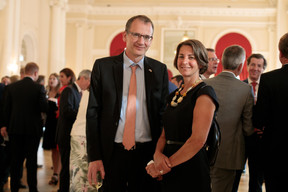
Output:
[
  {"xmin": 204, "ymin": 118, "xmax": 221, "ymax": 166},
  {"xmin": 199, "ymin": 85, "xmax": 221, "ymax": 166}
]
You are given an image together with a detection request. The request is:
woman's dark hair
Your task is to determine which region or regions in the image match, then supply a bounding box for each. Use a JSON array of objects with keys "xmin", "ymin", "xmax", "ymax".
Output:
[
  {"xmin": 173, "ymin": 39, "xmax": 208, "ymax": 74},
  {"xmin": 60, "ymin": 68, "xmax": 76, "ymax": 85}
]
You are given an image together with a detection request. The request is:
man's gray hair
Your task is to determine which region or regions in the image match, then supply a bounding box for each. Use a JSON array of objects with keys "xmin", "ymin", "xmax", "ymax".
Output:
[
  {"xmin": 78, "ymin": 69, "xmax": 91, "ymax": 80},
  {"xmin": 222, "ymin": 45, "xmax": 246, "ymax": 70}
]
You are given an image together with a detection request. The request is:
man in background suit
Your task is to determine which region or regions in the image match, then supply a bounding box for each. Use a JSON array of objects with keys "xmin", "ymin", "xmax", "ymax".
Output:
[
  {"xmin": 201, "ymin": 48, "xmax": 220, "ymax": 79},
  {"xmin": 56, "ymin": 69, "xmax": 91, "ymax": 192},
  {"xmin": 253, "ymin": 32, "xmax": 288, "ymax": 191},
  {"xmin": 0, "ymin": 62, "xmax": 48, "ymax": 192},
  {"xmin": 204, "ymin": 45, "xmax": 254, "ymax": 192},
  {"xmin": 233, "ymin": 53, "xmax": 267, "ymax": 192},
  {"xmin": 86, "ymin": 15, "xmax": 169, "ymax": 192}
]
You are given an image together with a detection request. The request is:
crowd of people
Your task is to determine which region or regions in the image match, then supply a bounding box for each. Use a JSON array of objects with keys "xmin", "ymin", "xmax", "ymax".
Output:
[{"xmin": 0, "ymin": 14, "xmax": 287, "ymax": 192}]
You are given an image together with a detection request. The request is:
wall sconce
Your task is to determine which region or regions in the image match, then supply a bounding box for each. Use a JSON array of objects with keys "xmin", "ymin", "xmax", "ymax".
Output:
[{"xmin": 182, "ymin": 31, "xmax": 189, "ymax": 41}]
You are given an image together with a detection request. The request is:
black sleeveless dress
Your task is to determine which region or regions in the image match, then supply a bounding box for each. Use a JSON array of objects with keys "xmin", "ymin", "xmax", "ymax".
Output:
[
  {"xmin": 42, "ymin": 94, "xmax": 59, "ymax": 150},
  {"xmin": 161, "ymin": 82, "xmax": 218, "ymax": 192}
]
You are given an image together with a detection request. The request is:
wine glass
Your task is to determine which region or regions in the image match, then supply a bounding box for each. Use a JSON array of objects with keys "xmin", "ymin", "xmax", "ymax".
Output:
[{"xmin": 95, "ymin": 171, "xmax": 103, "ymax": 190}]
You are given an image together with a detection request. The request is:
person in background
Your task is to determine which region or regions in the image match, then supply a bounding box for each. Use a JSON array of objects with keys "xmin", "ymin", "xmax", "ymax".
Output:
[
  {"xmin": 0, "ymin": 82, "xmax": 7, "ymax": 192},
  {"xmin": 86, "ymin": 15, "xmax": 169, "ymax": 192},
  {"xmin": 170, "ymin": 75, "xmax": 183, "ymax": 88},
  {"xmin": 201, "ymin": 48, "xmax": 219, "ymax": 79},
  {"xmin": 56, "ymin": 68, "xmax": 76, "ymax": 118},
  {"xmin": 0, "ymin": 74, "xmax": 26, "ymax": 192},
  {"xmin": 0, "ymin": 62, "xmax": 48, "ymax": 192},
  {"xmin": 204, "ymin": 45, "xmax": 254, "ymax": 192},
  {"xmin": 10, "ymin": 75, "xmax": 20, "ymax": 84},
  {"xmin": 20, "ymin": 67, "xmax": 25, "ymax": 79},
  {"xmin": 1, "ymin": 76, "xmax": 10, "ymax": 86},
  {"xmin": 56, "ymin": 70, "xmax": 91, "ymax": 192},
  {"xmin": 146, "ymin": 39, "xmax": 218, "ymax": 192},
  {"xmin": 253, "ymin": 32, "xmax": 288, "ymax": 191},
  {"xmin": 69, "ymin": 87, "xmax": 95, "ymax": 191},
  {"xmin": 36, "ymin": 75, "xmax": 45, "ymax": 86},
  {"xmin": 42, "ymin": 73, "xmax": 61, "ymax": 185},
  {"xmin": 232, "ymin": 53, "xmax": 267, "ymax": 192}
]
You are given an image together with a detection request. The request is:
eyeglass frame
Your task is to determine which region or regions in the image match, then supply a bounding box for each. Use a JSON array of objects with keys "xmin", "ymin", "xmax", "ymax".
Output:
[
  {"xmin": 208, "ymin": 58, "xmax": 220, "ymax": 63},
  {"xmin": 126, "ymin": 31, "xmax": 153, "ymax": 42}
]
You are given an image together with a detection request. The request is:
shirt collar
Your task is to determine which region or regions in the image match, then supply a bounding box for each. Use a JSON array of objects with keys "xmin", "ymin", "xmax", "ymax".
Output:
[
  {"xmin": 222, "ymin": 70, "xmax": 237, "ymax": 78},
  {"xmin": 248, "ymin": 77, "xmax": 260, "ymax": 84},
  {"xmin": 123, "ymin": 51, "xmax": 144, "ymax": 70},
  {"xmin": 74, "ymin": 82, "xmax": 82, "ymax": 93}
]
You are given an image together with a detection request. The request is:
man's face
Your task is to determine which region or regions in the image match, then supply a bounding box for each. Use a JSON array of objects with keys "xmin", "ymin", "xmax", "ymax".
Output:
[
  {"xmin": 80, "ymin": 77, "xmax": 91, "ymax": 90},
  {"xmin": 123, "ymin": 19, "xmax": 153, "ymax": 61},
  {"xmin": 206, "ymin": 51, "xmax": 219, "ymax": 76},
  {"xmin": 247, "ymin": 57, "xmax": 265, "ymax": 81}
]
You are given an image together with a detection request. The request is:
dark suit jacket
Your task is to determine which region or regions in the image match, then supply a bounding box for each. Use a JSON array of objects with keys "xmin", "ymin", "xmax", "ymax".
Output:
[
  {"xmin": 55, "ymin": 83, "xmax": 81, "ymax": 147},
  {"xmin": 253, "ymin": 64, "xmax": 288, "ymax": 167},
  {"xmin": 86, "ymin": 52, "xmax": 169, "ymax": 168},
  {"xmin": 2, "ymin": 77, "xmax": 47, "ymax": 136}
]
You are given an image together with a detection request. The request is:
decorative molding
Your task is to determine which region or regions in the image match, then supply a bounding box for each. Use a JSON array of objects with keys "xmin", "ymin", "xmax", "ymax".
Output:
[
  {"xmin": 67, "ymin": 5, "xmax": 276, "ymax": 18},
  {"xmin": 66, "ymin": 17, "xmax": 276, "ymax": 29},
  {"xmin": 0, "ymin": 0, "xmax": 6, "ymax": 10},
  {"xmin": 50, "ymin": 0, "xmax": 68, "ymax": 9}
]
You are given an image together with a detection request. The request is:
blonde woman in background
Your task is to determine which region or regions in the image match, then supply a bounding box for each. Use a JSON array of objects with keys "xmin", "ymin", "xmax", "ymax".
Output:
[{"xmin": 42, "ymin": 73, "xmax": 61, "ymax": 185}]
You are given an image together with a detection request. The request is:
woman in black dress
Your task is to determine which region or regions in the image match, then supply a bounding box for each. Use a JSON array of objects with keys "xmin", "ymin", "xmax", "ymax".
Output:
[
  {"xmin": 146, "ymin": 39, "xmax": 218, "ymax": 191},
  {"xmin": 42, "ymin": 73, "xmax": 61, "ymax": 185}
]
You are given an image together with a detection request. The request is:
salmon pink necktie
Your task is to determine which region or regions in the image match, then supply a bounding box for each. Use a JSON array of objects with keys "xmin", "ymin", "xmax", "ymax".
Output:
[{"xmin": 123, "ymin": 65, "xmax": 138, "ymax": 150}]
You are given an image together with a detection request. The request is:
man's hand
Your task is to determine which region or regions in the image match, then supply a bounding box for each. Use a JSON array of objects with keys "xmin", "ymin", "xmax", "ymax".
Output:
[{"xmin": 87, "ymin": 160, "xmax": 105, "ymax": 186}]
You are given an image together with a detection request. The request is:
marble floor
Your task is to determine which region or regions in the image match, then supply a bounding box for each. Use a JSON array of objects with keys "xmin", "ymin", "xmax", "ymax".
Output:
[{"xmin": 3, "ymin": 144, "xmax": 266, "ymax": 192}]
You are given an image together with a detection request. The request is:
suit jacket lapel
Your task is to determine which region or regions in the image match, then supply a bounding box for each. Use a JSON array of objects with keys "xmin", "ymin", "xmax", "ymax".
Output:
[
  {"xmin": 113, "ymin": 54, "xmax": 124, "ymax": 113},
  {"xmin": 144, "ymin": 58, "xmax": 153, "ymax": 107}
]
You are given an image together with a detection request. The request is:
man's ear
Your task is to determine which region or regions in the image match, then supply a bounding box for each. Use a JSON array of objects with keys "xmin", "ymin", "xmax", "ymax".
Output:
[
  {"xmin": 122, "ymin": 31, "xmax": 127, "ymax": 43},
  {"xmin": 237, "ymin": 63, "xmax": 244, "ymax": 75}
]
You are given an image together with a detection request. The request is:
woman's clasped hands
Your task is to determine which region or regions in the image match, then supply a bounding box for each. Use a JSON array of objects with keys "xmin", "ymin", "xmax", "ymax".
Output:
[{"xmin": 145, "ymin": 151, "xmax": 172, "ymax": 179}]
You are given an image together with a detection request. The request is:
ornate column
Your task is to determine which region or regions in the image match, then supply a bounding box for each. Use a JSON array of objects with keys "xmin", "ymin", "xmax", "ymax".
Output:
[
  {"xmin": 75, "ymin": 22, "xmax": 84, "ymax": 76},
  {"xmin": 0, "ymin": 0, "xmax": 7, "ymax": 10},
  {"xmin": 49, "ymin": 0, "xmax": 67, "ymax": 74},
  {"xmin": 276, "ymin": 0, "xmax": 288, "ymax": 68},
  {"xmin": 0, "ymin": 0, "xmax": 21, "ymax": 76}
]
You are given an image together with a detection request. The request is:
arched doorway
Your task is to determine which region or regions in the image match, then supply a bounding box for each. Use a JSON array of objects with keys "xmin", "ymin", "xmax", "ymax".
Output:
[{"xmin": 215, "ymin": 32, "xmax": 252, "ymax": 80}]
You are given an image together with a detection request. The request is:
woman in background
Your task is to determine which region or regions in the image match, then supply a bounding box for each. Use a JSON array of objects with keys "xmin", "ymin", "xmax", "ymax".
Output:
[
  {"xmin": 42, "ymin": 73, "xmax": 61, "ymax": 185},
  {"xmin": 56, "ymin": 68, "xmax": 76, "ymax": 118}
]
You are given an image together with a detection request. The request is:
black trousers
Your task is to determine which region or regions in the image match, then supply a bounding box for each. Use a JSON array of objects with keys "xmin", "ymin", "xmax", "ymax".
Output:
[
  {"xmin": 103, "ymin": 142, "xmax": 160, "ymax": 192},
  {"xmin": 232, "ymin": 134, "xmax": 264, "ymax": 192},
  {"xmin": 58, "ymin": 142, "xmax": 70, "ymax": 192},
  {"xmin": 9, "ymin": 134, "xmax": 40, "ymax": 192}
]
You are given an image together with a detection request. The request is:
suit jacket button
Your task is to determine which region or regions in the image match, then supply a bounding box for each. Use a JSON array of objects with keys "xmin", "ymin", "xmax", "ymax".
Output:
[{"xmin": 115, "ymin": 122, "xmax": 118, "ymax": 127}]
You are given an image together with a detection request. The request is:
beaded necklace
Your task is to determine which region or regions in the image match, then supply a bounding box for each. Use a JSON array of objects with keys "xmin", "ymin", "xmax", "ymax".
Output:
[{"xmin": 170, "ymin": 79, "xmax": 202, "ymax": 107}]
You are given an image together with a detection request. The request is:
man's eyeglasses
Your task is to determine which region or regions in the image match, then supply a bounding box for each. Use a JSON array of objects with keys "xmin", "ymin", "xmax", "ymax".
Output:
[
  {"xmin": 208, "ymin": 58, "xmax": 220, "ymax": 63},
  {"xmin": 127, "ymin": 31, "xmax": 153, "ymax": 42}
]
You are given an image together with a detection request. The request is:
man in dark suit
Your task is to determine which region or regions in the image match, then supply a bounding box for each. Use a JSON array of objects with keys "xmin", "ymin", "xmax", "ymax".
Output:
[
  {"xmin": 0, "ymin": 62, "xmax": 48, "ymax": 192},
  {"xmin": 253, "ymin": 33, "xmax": 288, "ymax": 191},
  {"xmin": 86, "ymin": 15, "xmax": 169, "ymax": 192},
  {"xmin": 56, "ymin": 69, "xmax": 91, "ymax": 192},
  {"xmin": 233, "ymin": 53, "xmax": 267, "ymax": 192}
]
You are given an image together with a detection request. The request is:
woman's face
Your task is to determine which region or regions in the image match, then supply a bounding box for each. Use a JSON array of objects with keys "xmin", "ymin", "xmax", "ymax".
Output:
[
  {"xmin": 48, "ymin": 75, "xmax": 59, "ymax": 88},
  {"xmin": 177, "ymin": 45, "xmax": 199, "ymax": 78},
  {"xmin": 59, "ymin": 72, "xmax": 71, "ymax": 86}
]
